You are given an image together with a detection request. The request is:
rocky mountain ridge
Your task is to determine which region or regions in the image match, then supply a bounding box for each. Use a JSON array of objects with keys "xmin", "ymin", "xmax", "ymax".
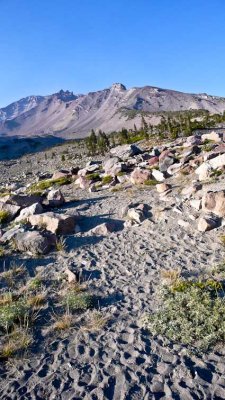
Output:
[{"xmin": 1, "ymin": 83, "xmax": 225, "ymax": 139}]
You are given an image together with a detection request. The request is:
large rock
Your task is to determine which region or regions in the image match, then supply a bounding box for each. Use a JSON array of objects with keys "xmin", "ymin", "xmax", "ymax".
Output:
[
  {"xmin": 103, "ymin": 157, "xmax": 126, "ymax": 176},
  {"xmin": 14, "ymin": 231, "xmax": 56, "ymax": 255},
  {"xmin": 159, "ymin": 150, "xmax": 175, "ymax": 172},
  {"xmin": 151, "ymin": 169, "xmax": 165, "ymax": 182},
  {"xmin": 15, "ymin": 202, "xmax": 43, "ymax": 222},
  {"xmin": 156, "ymin": 183, "xmax": 171, "ymax": 193},
  {"xmin": 201, "ymin": 131, "xmax": 223, "ymax": 143},
  {"xmin": 75, "ymin": 176, "xmax": 90, "ymax": 189},
  {"xmin": 195, "ymin": 162, "xmax": 213, "ymax": 181},
  {"xmin": 198, "ymin": 214, "xmax": 220, "ymax": 232},
  {"xmin": 52, "ymin": 170, "xmax": 71, "ymax": 180},
  {"xmin": 91, "ymin": 222, "xmax": 116, "ymax": 236},
  {"xmin": 47, "ymin": 189, "xmax": 65, "ymax": 207},
  {"xmin": 130, "ymin": 168, "xmax": 151, "ymax": 185},
  {"xmin": 110, "ymin": 144, "xmax": 141, "ymax": 160},
  {"xmin": 28, "ymin": 212, "xmax": 76, "ymax": 234},
  {"xmin": 208, "ymin": 154, "xmax": 225, "ymax": 170},
  {"xmin": 148, "ymin": 156, "xmax": 159, "ymax": 167},
  {"xmin": 202, "ymin": 191, "xmax": 225, "ymax": 217},
  {"xmin": 0, "ymin": 226, "xmax": 25, "ymax": 243},
  {"xmin": 0, "ymin": 202, "xmax": 20, "ymax": 222},
  {"xmin": 6, "ymin": 194, "xmax": 42, "ymax": 208}
]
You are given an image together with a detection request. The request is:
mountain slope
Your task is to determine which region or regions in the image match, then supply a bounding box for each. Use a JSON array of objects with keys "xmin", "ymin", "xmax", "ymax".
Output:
[{"xmin": 1, "ymin": 83, "xmax": 225, "ymax": 138}]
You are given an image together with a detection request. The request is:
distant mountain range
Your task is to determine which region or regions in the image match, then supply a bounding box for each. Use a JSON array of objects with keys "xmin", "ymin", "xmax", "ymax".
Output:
[{"xmin": 1, "ymin": 83, "xmax": 225, "ymax": 138}]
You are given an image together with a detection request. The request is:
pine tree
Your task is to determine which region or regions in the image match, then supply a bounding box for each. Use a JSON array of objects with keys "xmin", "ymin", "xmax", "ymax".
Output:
[{"xmin": 86, "ymin": 129, "xmax": 97, "ymax": 155}]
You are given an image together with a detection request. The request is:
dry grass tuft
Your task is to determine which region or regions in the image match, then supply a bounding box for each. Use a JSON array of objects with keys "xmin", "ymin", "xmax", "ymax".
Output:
[
  {"xmin": 82, "ymin": 311, "xmax": 108, "ymax": 332},
  {"xmin": 53, "ymin": 312, "xmax": 73, "ymax": 331}
]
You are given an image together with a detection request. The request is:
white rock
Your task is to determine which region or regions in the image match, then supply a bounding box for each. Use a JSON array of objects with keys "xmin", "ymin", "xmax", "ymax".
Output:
[{"xmin": 151, "ymin": 169, "xmax": 165, "ymax": 182}]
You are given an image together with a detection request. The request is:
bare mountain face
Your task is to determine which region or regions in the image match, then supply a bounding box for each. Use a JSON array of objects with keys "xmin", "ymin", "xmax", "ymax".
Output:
[{"xmin": 1, "ymin": 83, "xmax": 225, "ymax": 138}]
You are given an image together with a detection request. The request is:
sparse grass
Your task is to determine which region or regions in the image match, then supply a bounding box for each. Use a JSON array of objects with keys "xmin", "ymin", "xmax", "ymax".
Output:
[
  {"xmin": 144, "ymin": 179, "xmax": 157, "ymax": 186},
  {"xmin": 82, "ymin": 311, "xmax": 108, "ymax": 332},
  {"xmin": 116, "ymin": 171, "xmax": 126, "ymax": 177},
  {"xmin": 102, "ymin": 175, "xmax": 113, "ymax": 185},
  {"xmin": 210, "ymin": 169, "xmax": 223, "ymax": 178},
  {"xmin": 0, "ymin": 210, "xmax": 10, "ymax": 224},
  {"xmin": 0, "ymin": 246, "xmax": 5, "ymax": 257},
  {"xmin": 53, "ymin": 311, "xmax": 73, "ymax": 331},
  {"xmin": 27, "ymin": 277, "xmax": 43, "ymax": 290},
  {"xmin": 29, "ymin": 176, "xmax": 72, "ymax": 193},
  {"xmin": 0, "ymin": 298, "xmax": 30, "ymax": 332},
  {"xmin": 63, "ymin": 292, "xmax": 94, "ymax": 311},
  {"xmin": 56, "ymin": 237, "xmax": 67, "ymax": 252},
  {"xmin": 27, "ymin": 293, "xmax": 46, "ymax": 309},
  {"xmin": 86, "ymin": 173, "xmax": 100, "ymax": 181},
  {"xmin": 0, "ymin": 292, "xmax": 13, "ymax": 306},
  {"xmin": 143, "ymin": 277, "xmax": 225, "ymax": 351},
  {"xmin": 161, "ymin": 269, "xmax": 181, "ymax": 285},
  {"xmin": 0, "ymin": 263, "xmax": 26, "ymax": 287},
  {"xmin": 0, "ymin": 329, "xmax": 32, "ymax": 358}
]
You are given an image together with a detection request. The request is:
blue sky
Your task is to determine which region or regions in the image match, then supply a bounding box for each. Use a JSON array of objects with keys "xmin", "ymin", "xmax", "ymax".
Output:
[{"xmin": 0, "ymin": 0, "xmax": 225, "ymax": 107}]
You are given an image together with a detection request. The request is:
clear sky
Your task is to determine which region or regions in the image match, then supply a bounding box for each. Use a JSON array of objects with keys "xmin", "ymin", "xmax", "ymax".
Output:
[{"xmin": 1, "ymin": 0, "xmax": 225, "ymax": 107}]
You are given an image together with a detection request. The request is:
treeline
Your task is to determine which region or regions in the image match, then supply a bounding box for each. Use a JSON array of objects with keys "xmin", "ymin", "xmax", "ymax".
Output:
[{"xmin": 85, "ymin": 110, "xmax": 225, "ymax": 155}]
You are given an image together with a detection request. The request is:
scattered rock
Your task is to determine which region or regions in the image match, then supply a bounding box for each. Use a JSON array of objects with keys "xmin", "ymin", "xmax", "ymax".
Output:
[
  {"xmin": 202, "ymin": 191, "xmax": 225, "ymax": 217},
  {"xmin": 130, "ymin": 168, "xmax": 151, "ymax": 185},
  {"xmin": 190, "ymin": 199, "xmax": 202, "ymax": 211},
  {"xmin": 91, "ymin": 222, "xmax": 116, "ymax": 235},
  {"xmin": 151, "ymin": 169, "xmax": 165, "ymax": 182},
  {"xmin": 201, "ymin": 131, "xmax": 223, "ymax": 143},
  {"xmin": 110, "ymin": 144, "xmax": 142, "ymax": 160},
  {"xmin": 14, "ymin": 230, "xmax": 56, "ymax": 255},
  {"xmin": 28, "ymin": 212, "xmax": 76, "ymax": 234},
  {"xmin": 0, "ymin": 202, "xmax": 20, "ymax": 222},
  {"xmin": 198, "ymin": 214, "xmax": 221, "ymax": 232},
  {"xmin": 47, "ymin": 189, "xmax": 65, "ymax": 207},
  {"xmin": 6, "ymin": 194, "xmax": 42, "ymax": 208},
  {"xmin": 15, "ymin": 202, "xmax": 43, "ymax": 222},
  {"xmin": 156, "ymin": 183, "xmax": 171, "ymax": 193}
]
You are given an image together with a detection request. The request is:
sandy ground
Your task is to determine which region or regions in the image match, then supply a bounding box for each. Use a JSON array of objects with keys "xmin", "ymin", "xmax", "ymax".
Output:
[{"xmin": 0, "ymin": 177, "xmax": 225, "ymax": 399}]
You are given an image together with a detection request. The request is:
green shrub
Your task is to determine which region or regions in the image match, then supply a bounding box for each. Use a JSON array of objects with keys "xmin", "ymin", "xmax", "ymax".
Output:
[
  {"xmin": 102, "ymin": 175, "xmax": 113, "ymax": 185},
  {"xmin": 142, "ymin": 279, "xmax": 225, "ymax": 351},
  {"xmin": 86, "ymin": 173, "xmax": 100, "ymax": 181},
  {"xmin": 64, "ymin": 292, "xmax": 94, "ymax": 311},
  {"xmin": 144, "ymin": 179, "xmax": 157, "ymax": 186},
  {"xmin": 0, "ymin": 299, "xmax": 30, "ymax": 332},
  {"xmin": 29, "ymin": 176, "xmax": 72, "ymax": 193},
  {"xmin": 0, "ymin": 210, "xmax": 10, "ymax": 224}
]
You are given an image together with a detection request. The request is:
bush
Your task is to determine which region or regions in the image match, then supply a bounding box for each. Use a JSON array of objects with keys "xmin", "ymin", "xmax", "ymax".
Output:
[
  {"xmin": 29, "ymin": 176, "xmax": 72, "ymax": 193},
  {"xmin": 64, "ymin": 292, "xmax": 94, "ymax": 311},
  {"xmin": 102, "ymin": 175, "xmax": 113, "ymax": 185},
  {"xmin": 142, "ymin": 279, "xmax": 225, "ymax": 351},
  {"xmin": 144, "ymin": 179, "xmax": 157, "ymax": 186},
  {"xmin": 86, "ymin": 173, "xmax": 100, "ymax": 181},
  {"xmin": 0, "ymin": 210, "xmax": 10, "ymax": 224}
]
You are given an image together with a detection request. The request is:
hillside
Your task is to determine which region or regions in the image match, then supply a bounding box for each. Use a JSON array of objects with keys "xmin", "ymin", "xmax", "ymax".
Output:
[{"xmin": 1, "ymin": 84, "xmax": 225, "ymax": 138}]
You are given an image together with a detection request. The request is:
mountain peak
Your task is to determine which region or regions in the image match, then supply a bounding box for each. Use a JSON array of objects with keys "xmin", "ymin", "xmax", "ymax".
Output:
[{"xmin": 111, "ymin": 83, "xmax": 126, "ymax": 91}]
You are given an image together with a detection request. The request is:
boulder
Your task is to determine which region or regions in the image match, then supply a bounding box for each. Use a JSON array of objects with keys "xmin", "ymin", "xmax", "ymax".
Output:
[
  {"xmin": 110, "ymin": 144, "xmax": 141, "ymax": 160},
  {"xmin": 130, "ymin": 168, "xmax": 151, "ymax": 185},
  {"xmin": 52, "ymin": 170, "xmax": 71, "ymax": 180},
  {"xmin": 148, "ymin": 156, "xmax": 159, "ymax": 167},
  {"xmin": 151, "ymin": 169, "xmax": 165, "ymax": 182},
  {"xmin": 75, "ymin": 176, "xmax": 90, "ymax": 189},
  {"xmin": 15, "ymin": 202, "xmax": 43, "ymax": 222},
  {"xmin": 202, "ymin": 191, "xmax": 225, "ymax": 217},
  {"xmin": 14, "ymin": 230, "xmax": 56, "ymax": 255},
  {"xmin": 156, "ymin": 183, "xmax": 171, "ymax": 193},
  {"xmin": 183, "ymin": 135, "xmax": 202, "ymax": 147},
  {"xmin": 208, "ymin": 154, "xmax": 225, "ymax": 170},
  {"xmin": 47, "ymin": 189, "xmax": 65, "ymax": 207},
  {"xmin": 103, "ymin": 157, "xmax": 126, "ymax": 176},
  {"xmin": 159, "ymin": 151, "xmax": 175, "ymax": 172},
  {"xmin": 195, "ymin": 162, "xmax": 212, "ymax": 181},
  {"xmin": 0, "ymin": 226, "xmax": 25, "ymax": 243},
  {"xmin": 201, "ymin": 131, "xmax": 223, "ymax": 143},
  {"xmin": 167, "ymin": 163, "xmax": 182, "ymax": 175},
  {"xmin": 190, "ymin": 199, "xmax": 202, "ymax": 211},
  {"xmin": 181, "ymin": 183, "xmax": 202, "ymax": 196},
  {"xmin": 91, "ymin": 222, "xmax": 116, "ymax": 236},
  {"xmin": 127, "ymin": 208, "xmax": 145, "ymax": 224},
  {"xmin": 6, "ymin": 194, "xmax": 42, "ymax": 208},
  {"xmin": 0, "ymin": 202, "xmax": 20, "ymax": 222},
  {"xmin": 28, "ymin": 212, "xmax": 76, "ymax": 234},
  {"xmin": 198, "ymin": 214, "xmax": 221, "ymax": 232}
]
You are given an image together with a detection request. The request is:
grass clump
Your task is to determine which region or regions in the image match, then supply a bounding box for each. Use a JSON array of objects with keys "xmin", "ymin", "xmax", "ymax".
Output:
[
  {"xmin": 0, "ymin": 298, "xmax": 30, "ymax": 332},
  {"xmin": 144, "ymin": 179, "xmax": 157, "ymax": 186},
  {"xmin": 56, "ymin": 237, "xmax": 67, "ymax": 252},
  {"xmin": 142, "ymin": 277, "xmax": 225, "ymax": 351},
  {"xmin": 82, "ymin": 311, "xmax": 108, "ymax": 332},
  {"xmin": 0, "ymin": 329, "xmax": 32, "ymax": 358},
  {"xmin": 86, "ymin": 173, "xmax": 100, "ymax": 182},
  {"xmin": 64, "ymin": 292, "xmax": 94, "ymax": 311},
  {"xmin": 102, "ymin": 175, "xmax": 113, "ymax": 185},
  {"xmin": 53, "ymin": 311, "xmax": 73, "ymax": 331},
  {"xmin": 0, "ymin": 210, "xmax": 10, "ymax": 224},
  {"xmin": 29, "ymin": 176, "xmax": 72, "ymax": 193}
]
